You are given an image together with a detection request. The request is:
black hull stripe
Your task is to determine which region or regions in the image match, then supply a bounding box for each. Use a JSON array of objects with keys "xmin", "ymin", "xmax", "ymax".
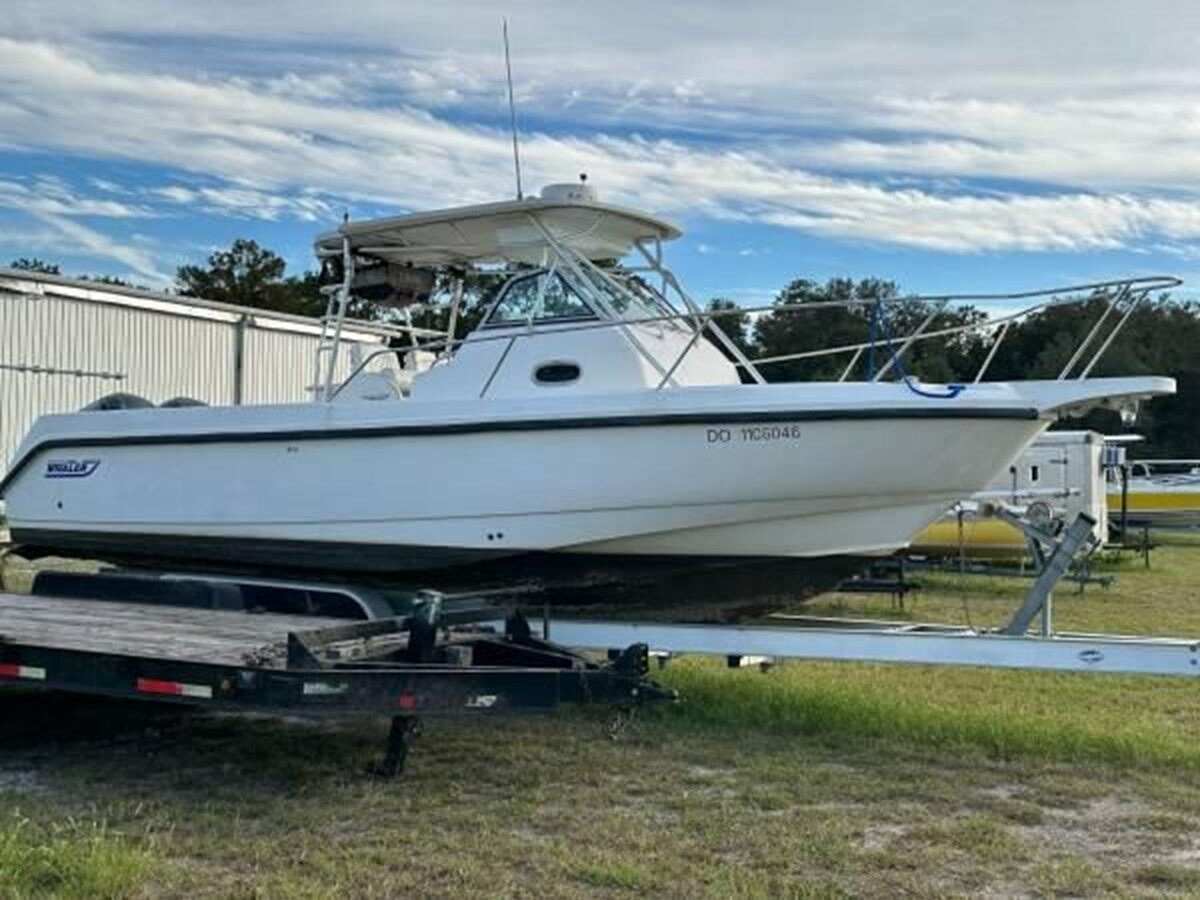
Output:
[{"xmin": 0, "ymin": 405, "xmax": 1038, "ymax": 494}]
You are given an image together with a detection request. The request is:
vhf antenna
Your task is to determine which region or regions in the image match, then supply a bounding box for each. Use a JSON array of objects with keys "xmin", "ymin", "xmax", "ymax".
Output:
[{"xmin": 502, "ymin": 17, "xmax": 524, "ymax": 200}]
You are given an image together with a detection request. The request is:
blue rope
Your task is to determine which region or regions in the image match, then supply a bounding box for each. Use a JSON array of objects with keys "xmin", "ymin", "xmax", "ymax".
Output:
[{"xmin": 869, "ymin": 298, "xmax": 965, "ymax": 400}]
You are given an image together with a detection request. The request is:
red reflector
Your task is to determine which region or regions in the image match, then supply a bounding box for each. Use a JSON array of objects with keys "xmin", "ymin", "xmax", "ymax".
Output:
[
  {"xmin": 397, "ymin": 693, "xmax": 417, "ymax": 710},
  {"xmin": 138, "ymin": 678, "xmax": 183, "ymax": 696},
  {"xmin": 0, "ymin": 663, "xmax": 47, "ymax": 681},
  {"xmin": 136, "ymin": 678, "xmax": 212, "ymax": 699}
]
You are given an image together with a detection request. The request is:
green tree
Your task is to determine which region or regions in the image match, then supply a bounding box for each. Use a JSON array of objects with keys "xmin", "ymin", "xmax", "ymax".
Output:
[
  {"xmin": 753, "ymin": 277, "xmax": 905, "ymax": 382},
  {"xmin": 9, "ymin": 258, "xmax": 60, "ymax": 274},
  {"xmin": 79, "ymin": 274, "xmax": 153, "ymax": 290},
  {"xmin": 705, "ymin": 299, "xmax": 753, "ymax": 354},
  {"xmin": 177, "ymin": 239, "xmax": 324, "ymax": 316},
  {"xmin": 87, "ymin": 274, "xmax": 132, "ymax": 287},
  {"xmin": 403, "ymin": 267, "xmax": 518, "ymax": 345},
  {"xmin": 873, "ymin": 298, "xmax": 989, "ymax": 384},
  {"xmin": 1007, "ymin": 295, "xmax": 1200, "ymax": 453}
]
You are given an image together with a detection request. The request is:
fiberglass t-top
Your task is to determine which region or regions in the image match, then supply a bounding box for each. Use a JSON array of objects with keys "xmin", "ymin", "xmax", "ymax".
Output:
[{"xmin": 316, "ymin": 185, "xmax": 752, "ymax": 402}]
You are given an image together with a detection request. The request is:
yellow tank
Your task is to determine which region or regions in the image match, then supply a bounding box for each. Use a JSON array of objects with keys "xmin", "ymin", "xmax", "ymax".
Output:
[{"xmin": 911, "ymin": 514, "xmax": 1028, "ymax": 559}]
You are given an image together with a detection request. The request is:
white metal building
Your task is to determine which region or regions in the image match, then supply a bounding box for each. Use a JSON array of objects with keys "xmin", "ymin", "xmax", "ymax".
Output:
[{"xmin": 0, "ymin": 269, "xmax": 391, "ymax": 479}]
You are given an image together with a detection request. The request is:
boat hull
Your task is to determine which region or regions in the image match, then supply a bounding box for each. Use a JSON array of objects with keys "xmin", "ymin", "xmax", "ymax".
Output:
[{"xmin": 3, "ymin": 403, "xmax": 1047, "ymax": 616}]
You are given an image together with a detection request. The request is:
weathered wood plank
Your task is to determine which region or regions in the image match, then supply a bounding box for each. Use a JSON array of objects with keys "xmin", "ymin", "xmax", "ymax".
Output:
[{"xmin": 0, "ymin": 592, "xmax": 357, "ymax": 666}]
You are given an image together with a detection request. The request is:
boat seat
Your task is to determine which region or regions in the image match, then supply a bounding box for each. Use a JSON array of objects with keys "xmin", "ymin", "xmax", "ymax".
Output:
[{"xmin": 336, "ymin": 369, "xmax": 405, "ymax": 402}]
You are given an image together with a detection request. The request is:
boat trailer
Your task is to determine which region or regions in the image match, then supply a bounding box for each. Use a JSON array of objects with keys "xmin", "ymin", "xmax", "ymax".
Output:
[
  {"xmin": 539, "ymin": 512, "xmax": 1200, "ymax": 678},
  {"xmin": 2, "ymin": 510, "xmax": 1198, "ymax": 777},
  {"xmin": 0, "ymin": 580, "xmax": 673, "ymax": 777}
]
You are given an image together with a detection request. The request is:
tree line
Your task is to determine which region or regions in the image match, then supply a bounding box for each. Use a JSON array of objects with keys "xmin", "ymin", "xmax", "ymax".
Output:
[{"xmin": 11, "ymin": 241, "xmax": 1198, "ymax": 457}]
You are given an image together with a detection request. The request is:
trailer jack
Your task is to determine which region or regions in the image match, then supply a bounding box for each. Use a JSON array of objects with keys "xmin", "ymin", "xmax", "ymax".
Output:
[{"xmin": 373, "ymin": 715, "xmax": 421, "ymax": 779}]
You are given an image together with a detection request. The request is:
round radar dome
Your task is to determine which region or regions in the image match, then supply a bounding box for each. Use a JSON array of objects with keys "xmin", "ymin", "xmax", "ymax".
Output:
[{"xmin": 540, "ymin": 181, "xmax": 598, "ymax": 202}]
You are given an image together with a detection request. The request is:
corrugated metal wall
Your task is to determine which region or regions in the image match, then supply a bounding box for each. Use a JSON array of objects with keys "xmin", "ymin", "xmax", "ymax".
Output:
[
  {"xmin": 0, "ymin": 278, "xmax": 385, "ymax": 476},
  {"xmin": 241, "ymin": 326, "xmax": 321, "ymax": 405}
]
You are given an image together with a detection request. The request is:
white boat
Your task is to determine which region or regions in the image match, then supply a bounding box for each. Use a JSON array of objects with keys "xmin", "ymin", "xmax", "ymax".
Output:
[
  {"xmin": 1108, "ymin": 460, "xmax": 1200, "ymax": 529},
  {"xmin": 0, "ymin": 183, "xmax": 1178, "ymax": 617}
]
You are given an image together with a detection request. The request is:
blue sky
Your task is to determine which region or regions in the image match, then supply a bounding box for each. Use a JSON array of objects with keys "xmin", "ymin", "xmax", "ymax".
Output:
[{"xmin": 3, "ymin": 1, "xmax": 1200, "ymax": 305}]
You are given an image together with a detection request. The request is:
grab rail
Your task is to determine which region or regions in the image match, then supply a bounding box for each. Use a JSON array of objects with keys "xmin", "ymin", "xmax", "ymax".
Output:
[{"xmin": 327, "ymin": 274, "xmax": 1181, "ymax": 400}]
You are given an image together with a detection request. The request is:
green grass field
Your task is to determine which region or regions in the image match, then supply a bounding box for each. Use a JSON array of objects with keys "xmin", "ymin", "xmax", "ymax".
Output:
[{"xmin": 2, "ymin": 536, "xmax": 1200, "ymax": 897}]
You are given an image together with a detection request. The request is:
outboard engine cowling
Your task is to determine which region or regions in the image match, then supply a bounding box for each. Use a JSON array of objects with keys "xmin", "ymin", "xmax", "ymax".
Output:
[
  {"xmin": 160, "ymin": 397, "xmax": 208, "ymax": 408},
  {"xmin": 81, "ymin": 393, "xmax": 154, "ymax": 411}
]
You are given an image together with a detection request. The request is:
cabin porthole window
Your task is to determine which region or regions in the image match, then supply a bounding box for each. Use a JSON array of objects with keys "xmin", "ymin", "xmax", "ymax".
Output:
[{"xmin": 533, "ymin": 361, "xmax": 581, "ymax": 386}]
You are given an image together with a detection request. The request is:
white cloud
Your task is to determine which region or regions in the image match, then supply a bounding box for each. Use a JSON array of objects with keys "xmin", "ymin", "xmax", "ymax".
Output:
[
  {"xmin": 0, "ymin": 175, "xmax": 168, "ymax": 281},
  {"xmin": 88, "ymin": 177, "xmax": 125, "ymax": 194},
  {"xmin": 775, "ymin": 94, "xmax": 1200, "ymax": 194},
  {"xmin": 149, "ymin": 183, "xmax": 335, "ymax": 222},
  {"xmin": 150, "ymin": 186, "xmax": 199, "ymax": 204},
  {"xmin": 0, "ymin": 178, "xmax": 155, "ymax": 218},
  {"xmin": 42, "ymin": 220, "xmax": 168, "ymax": 284},
  {"xmin": 0, "ymin": 4, "xmax": 1199, "ymax": 268},
  {"xmin": 4, "ymin": 1, "xmax": 1193, "ymax": 103},
  {"xmin": 26, "ymin": 214, "xmax": 170, "ymax": 285}
]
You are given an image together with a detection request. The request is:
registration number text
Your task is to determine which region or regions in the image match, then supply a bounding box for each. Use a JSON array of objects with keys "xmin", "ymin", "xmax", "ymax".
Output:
[{"xmin": 706, "ymin": 425, "xmax": 802, "ymax": 444}]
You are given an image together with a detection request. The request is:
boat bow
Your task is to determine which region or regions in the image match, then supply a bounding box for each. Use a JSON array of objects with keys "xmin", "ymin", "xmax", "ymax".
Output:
[{"xmin": 991, "ymin": 376, "xmax": 1177, "ymax": 417}]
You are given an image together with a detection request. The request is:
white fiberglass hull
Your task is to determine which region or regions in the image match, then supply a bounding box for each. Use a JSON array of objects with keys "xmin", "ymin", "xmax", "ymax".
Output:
[{"xmin": 0, "ymin": 377, "xmax": 1172, "ymax": 611}]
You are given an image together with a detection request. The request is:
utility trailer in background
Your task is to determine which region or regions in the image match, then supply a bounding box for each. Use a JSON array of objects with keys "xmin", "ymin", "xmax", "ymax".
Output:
[{"xmin": 0, "ymin": 581, "xmax": 672, "ymax": 776}]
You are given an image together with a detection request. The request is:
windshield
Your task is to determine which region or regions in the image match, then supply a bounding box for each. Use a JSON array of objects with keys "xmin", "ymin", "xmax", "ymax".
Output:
[
  {"xmin": 572, "ymin": 266, "xmax": 685, "ymax": 329},
  {"xmin": 485, "ymin": 270, "xmax": 597, "ymax": 326}
]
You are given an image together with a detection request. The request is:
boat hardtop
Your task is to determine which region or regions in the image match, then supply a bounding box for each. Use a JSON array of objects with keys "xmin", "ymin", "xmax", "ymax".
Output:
[{"xmin": 314, "ymin": 188, "xmax": 681, "ymax": 267}]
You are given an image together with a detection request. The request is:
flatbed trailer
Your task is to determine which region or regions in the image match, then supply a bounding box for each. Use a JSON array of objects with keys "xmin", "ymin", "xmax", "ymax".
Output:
[{"xmin": 0, "ymin": 589, "xmax": 672, "ymax": 776}]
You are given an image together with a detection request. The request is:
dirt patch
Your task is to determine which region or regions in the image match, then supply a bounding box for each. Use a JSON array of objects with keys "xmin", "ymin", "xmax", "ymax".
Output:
[
  {"xmin": 861, "ymin": 822, "xmax": 905, "ymax": 851},
  {"xmin": 1014, "ymin": 793, "xmax": 1195, "ymax": 871}
]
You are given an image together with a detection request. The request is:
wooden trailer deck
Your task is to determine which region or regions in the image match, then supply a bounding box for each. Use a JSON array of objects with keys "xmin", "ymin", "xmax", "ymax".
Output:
[
  {"xmin": 0, "ymin": 578, "xmax": 670, "ymax": 776},
  {"xmin": 0, "ymin": 593, "xmax": 357, "ymax": 667}
]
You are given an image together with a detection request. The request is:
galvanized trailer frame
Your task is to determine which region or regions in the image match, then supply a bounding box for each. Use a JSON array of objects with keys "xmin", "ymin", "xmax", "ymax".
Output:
[
  {"xmin": 537, "ymin": 616, "xmax": 1200, "ymax": 678},
  {"xmin": 533, "ymin": 513, "xmax": 1200, "ymax": 679},
  {"xmin": 0, "ymin": 590, "xmax": 670, "ymax": 776}
]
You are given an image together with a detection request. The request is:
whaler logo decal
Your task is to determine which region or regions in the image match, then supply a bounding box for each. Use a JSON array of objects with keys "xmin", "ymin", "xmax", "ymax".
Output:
[{"xmin": 44, "ymin": 459, "xmax": 101, "ymax": 479}]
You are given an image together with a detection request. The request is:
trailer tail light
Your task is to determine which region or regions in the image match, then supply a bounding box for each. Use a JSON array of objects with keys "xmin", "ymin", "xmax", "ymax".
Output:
[
  {"xmin": 0, "ymin": 663, "xmax": 46, "ymax": 682},
  {"xmin": 137, "ymin": 677, "xmax": 213, "ymax": 699}
]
